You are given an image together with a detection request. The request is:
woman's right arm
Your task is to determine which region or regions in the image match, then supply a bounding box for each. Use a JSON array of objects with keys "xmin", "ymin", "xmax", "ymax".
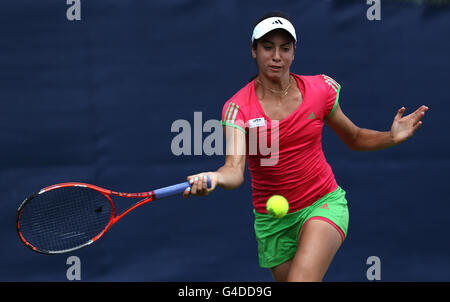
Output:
[{"xmin": 183, "ymin": 126, "xmax": 246, "ymax": 197}]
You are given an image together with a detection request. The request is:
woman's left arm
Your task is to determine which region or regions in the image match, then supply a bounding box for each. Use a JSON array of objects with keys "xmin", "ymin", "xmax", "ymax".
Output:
[{"xmin": 326, "ymin": 103, "xmax": 429, "ymax": 152}]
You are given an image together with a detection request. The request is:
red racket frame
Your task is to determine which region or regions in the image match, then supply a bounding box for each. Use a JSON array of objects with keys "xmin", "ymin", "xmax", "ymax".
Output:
[{"xmin": 17, "ymin": 182, "xmax": 157, "ymax": 254}]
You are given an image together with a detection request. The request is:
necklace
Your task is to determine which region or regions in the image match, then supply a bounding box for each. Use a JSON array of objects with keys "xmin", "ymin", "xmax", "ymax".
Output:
[{"xmin": 256, "ymin": 76, "xmax": 292, "ymax": 96}]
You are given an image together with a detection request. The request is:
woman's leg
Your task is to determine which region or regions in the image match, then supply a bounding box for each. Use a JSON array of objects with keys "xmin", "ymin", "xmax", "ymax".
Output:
[
  {"xmin": 270, "ymin": 259, "xmax": 293, "ymax": 282},
  {"xmin": 286, "ymin": 219, "xmax": 343, "ymax": 282}
]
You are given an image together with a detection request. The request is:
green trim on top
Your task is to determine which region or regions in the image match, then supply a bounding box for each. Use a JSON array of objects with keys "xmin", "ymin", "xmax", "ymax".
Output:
[
  {"xmin": 322, "ymin": 74, "xmax": 341, "ymax": 93},
  {"xmin": 325, "ymin": 79, "xmax": 339, "ymax": 93},
  {"xmin": 221, "ymin": 121, "xmax": 247, "ymax": 134},
  {"xmin": 231, "ymin": 104, "xmax": 239, "ymax": 122},
  {"xmin": 226, "ymin": 103, "xmax": 235, "ymax": 122},
  {"xmin": 325, "ymin": 84, "xmax": 341, "ymax": 121},
  {"xmin": 223, "ymin": 103, "xmax": 232, "ymax": 123}
]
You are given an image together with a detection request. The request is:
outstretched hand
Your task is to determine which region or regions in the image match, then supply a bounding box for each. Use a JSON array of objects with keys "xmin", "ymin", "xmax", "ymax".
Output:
[{"xmin": 391, "ymin": 105, "xmax": 429, "ymax": 144}]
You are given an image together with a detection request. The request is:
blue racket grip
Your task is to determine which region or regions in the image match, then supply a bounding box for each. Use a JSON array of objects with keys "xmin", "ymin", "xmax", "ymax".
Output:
[{"xmin": 153, "ymin": 175, "xmax": 211, "ymax": 199}]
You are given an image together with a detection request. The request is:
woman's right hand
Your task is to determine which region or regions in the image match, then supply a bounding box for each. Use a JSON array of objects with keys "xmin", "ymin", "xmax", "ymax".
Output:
[
  {"xmin": 183, "ymin": 126, "xmax": 246, "ymax": 198},
  {"xmin": 182, "ymin": 172, "xmax": 219, "ymax": 198}
]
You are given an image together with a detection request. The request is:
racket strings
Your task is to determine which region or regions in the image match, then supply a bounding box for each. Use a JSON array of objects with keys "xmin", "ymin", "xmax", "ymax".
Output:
[{"xmin": 18, "ymin": 186, "xmax": 112, "ymax": 253}]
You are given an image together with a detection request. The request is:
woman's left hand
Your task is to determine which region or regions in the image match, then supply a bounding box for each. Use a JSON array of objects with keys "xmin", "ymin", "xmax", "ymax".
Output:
[{"xmin": 390, "ymin": 105, "xmax": 429, "ymax": 144}]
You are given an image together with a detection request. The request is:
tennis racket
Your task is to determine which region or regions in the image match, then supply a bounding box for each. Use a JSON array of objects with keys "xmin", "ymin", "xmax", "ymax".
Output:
[{"xmin": 16, "ymin": 177, "xmax": 211, "ymax": 255}]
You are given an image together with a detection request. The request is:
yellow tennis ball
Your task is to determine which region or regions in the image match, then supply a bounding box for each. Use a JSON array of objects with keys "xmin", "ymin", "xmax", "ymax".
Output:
[{"xmin": 266, "ymin": 195, "xmax": 289, "ymax": 218}]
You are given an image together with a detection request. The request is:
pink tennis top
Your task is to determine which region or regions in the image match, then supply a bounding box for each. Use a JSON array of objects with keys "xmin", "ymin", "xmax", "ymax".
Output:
[{"xmin": 221, "ymin": 73, "xmax": 341, "ymax": 214}]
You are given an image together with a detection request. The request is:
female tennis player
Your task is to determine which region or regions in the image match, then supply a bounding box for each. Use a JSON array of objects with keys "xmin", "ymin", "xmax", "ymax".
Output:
[{"xmin": 183, "ymin": 11, "xmax": 428, "ymax": 282}]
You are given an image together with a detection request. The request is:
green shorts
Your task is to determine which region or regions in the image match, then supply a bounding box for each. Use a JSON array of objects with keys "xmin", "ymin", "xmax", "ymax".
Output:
[{"xmin": 253, "ymin": 186, "xmax": 349, "ymax": 268}]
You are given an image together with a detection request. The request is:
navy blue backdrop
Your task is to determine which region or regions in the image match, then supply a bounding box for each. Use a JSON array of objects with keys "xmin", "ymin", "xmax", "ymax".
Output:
[{"xmin": 1, "ymin": 0, "xmax": 449, "ymax": 281}]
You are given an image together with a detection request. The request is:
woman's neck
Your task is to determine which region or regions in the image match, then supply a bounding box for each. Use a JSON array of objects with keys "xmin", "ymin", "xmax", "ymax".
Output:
[{"xmin": 256, "ymin": 73, "xmax": 292, "ymax": 97}]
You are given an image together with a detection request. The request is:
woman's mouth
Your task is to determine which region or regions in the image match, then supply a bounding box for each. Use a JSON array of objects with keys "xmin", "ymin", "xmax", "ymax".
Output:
[{"xmin": 269, "ymin": 65, "xmax": 282, "ymax": 71}]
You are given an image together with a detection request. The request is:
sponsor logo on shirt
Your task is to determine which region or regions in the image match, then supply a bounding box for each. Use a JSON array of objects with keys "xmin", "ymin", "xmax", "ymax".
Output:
[{"xmin": 249, "ymin": 117, "xmax": 266, "ymax": 128}]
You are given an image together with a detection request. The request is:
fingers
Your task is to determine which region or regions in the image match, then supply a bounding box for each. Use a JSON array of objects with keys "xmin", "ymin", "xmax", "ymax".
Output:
[
  {"xmin": 396, "ymin": 105, "xmax": 429, "ymax": 124},
  {"xmin": 416, "ymin": 105, "xmax": 429, "ymax": 113},
  {"xmin": 395, "ymin": 107, "xmax": 406, "ymax": 121},
  {"xmin": 182, "ymin": 175, "xmax": 197, "ymax": 198},
  {"xmin": 183, "ymin": 173, "xmax": 212, "ymax": 198},
  {"xmin": 412, "ymin": 105, "xmax": 429, "ymax": 124},
  {"xmin": 392, "ymin": 105, "xmax": 428, "ymax": 141},
  {"xmin": 412, "ymin": 105, "xmax": 429, "ymax": 116},
  {"xmin": 190, "ymin": 175, "xmax": 206, "ymax": 195},
  {"xmin": 182, "ymin": 185, "xmax": 191, "ymax": 198},
  {"xmin": 412, "ymin": 120, "xmax": 423, "ymax": 133}
]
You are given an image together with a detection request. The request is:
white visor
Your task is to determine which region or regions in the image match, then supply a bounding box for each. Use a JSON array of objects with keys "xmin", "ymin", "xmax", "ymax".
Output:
[{"xmin": 251, "ymin": 17, "xmax": 297, "ymax": 44}]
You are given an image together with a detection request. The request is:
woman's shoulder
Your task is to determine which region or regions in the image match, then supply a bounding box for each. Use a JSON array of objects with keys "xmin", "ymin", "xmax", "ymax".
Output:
[
  {"xmin": 292, "ymin": 73, "xmax": 335, "ymax": 85},
  {"xmin": 293, "ymin": 73, "xmax": 340, "ymax": 96}
]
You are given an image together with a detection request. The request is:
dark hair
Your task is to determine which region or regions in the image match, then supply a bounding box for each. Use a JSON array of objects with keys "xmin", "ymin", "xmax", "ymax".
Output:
[{"xmin": 251, "ymin": 11, "xmax": 294, "ymax": 50}]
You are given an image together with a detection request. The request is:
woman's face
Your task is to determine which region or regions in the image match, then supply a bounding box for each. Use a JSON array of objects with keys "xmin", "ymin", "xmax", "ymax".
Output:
[{"xmin": 252, "ymin": 29, "xmax": 295, "ymax": 80}]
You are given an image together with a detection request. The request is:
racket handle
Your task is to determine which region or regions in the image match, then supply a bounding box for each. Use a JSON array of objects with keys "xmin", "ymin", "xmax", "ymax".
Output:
[{"xmin": 153, "ymin": 175, "xmax": 211, "ymax": 199}]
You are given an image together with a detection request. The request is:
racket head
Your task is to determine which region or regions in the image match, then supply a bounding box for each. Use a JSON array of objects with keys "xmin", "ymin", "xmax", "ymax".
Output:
[{"xmin": 16, "ymin": 183, "xmax": 115, "ymax": 255}]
